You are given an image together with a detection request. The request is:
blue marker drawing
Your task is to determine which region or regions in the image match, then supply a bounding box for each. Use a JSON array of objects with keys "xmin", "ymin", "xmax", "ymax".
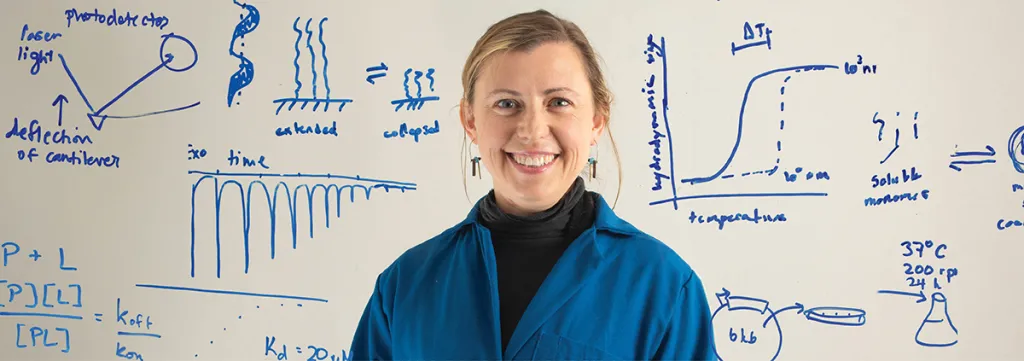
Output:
[
  {"xmin": 365, "ymin": 62, "xmax": 388, "ymax": 84},
  {"xmin": 712, "ymin": 288, "xmax": 865, "ymax": 361},
  {"xmin": 650, "ymin": 62, "xmax": 838, "ymax": 207},
  {"xmin": 52, "ymin": 94, "xmax": 68, "ymax": 126},
  {"xmin": 227, "ymin": 0, "xmax": 259, "ymax": 107},
  {"xmin": 189, "ymin": 170, "xmax": 417, "ymax": 278},
  {"xmin": 390, "ymin": 68, "xmax": 439, "ymax": 111},
  {"xmin": 730, "ymin": 22, "xmax": 772, "ymax": 55},
  {"xmin": 59, "ymin": 33, "xmax": 200, "ymax": 131},
  {"xmin": 275, "ymin": 17, "xmax": 352, "ymax": 115},
  {"xmin": 1007, "ymin": 125, "xmax": 1024, "ymax": 173},
  {"xmin": 644, "ymin": 34, "xmax": 679, "ymax": 209},
  {"xmin": 136, "ymin": 283, "xmax": 328, "ymax": 303},
  {"xmin": 878, "ymin": 290, "xmax": 958, "ymax": 347},
  {"xmin": 948, "ymin": 144, "xmax": 996, "ymax": 171},
  {"xmin": 118, "ymin": 332, "xmax": 162, "ymax": 338}
]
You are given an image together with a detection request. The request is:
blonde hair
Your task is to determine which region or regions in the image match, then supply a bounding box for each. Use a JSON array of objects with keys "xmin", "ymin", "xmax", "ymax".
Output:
[{"xmin": 458, "ymin": 9, "xmax": 622, "ymax": 208}]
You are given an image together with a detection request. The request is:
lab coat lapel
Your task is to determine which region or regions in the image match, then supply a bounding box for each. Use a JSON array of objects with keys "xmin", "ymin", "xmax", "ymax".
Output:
[{"xmin": 503, "ymin": 228, "xmax": 604, "ymax": 359}]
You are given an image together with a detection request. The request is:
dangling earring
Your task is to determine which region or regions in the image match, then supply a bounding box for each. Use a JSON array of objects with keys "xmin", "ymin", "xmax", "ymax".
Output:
[
  {"xmin": 469, "ymin": 144, "xmax": 482, "ymax": 179},
  {"xmin": 471, "ymin": 156, "xmax": 482, "ymax": 178},
  {"xmin": 587, "ymin": 144, "xmax": 598, "ymax": 180}
]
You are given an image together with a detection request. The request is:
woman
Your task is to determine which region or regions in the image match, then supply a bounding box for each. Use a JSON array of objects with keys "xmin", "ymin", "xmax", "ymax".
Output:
[{"xmin": 351, "ymin": 9, "xmax": 715, "ymax": 360}]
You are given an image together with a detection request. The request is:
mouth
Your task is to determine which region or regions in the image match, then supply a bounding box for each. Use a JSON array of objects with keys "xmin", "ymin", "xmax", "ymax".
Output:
[{"xmin": 506, "ymin": 151, "xmax": 559, "ymax": 173}]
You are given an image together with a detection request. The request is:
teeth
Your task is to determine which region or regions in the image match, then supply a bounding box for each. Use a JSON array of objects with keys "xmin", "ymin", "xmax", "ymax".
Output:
[{"xmin": 512, "ymin": 154, "xmax": 555, "ymax": 167}]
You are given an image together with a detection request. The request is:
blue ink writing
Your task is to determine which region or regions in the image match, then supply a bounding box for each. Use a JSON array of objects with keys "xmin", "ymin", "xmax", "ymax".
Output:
[
  {"xmin": 15, "ymin": 324, "xmax": 71, "ymax": 353},
  {"xmin": 688, "ymin": 208, "xmax": 787, "ymax": 230},
  {"xmin": 188, "ymin": 144, "xmax": 207, "ymax": 160},
  {"xmin": 731, "ymin": 22, "xmax": 772, "ymax": 55},
  {"xmin": 64, "ymin": 8, "xmax": 169, "ymax": 30},
  {"xmin": 871, "ymin": 167, "xmax": 923, "ymax": 188},
  {"xmin": 845, "ymin": 54, "xmax": 877, "ymax": 75},
  {"xmin": 5, "ymin": 118, "xmax": 93, "ymax": 145},
  {"xmin": 227, "ymin": 149, "xmax": 270, "ymax": 169},
  {"xmin": 276, "ymin": 121, "xmax": 337, "ymax": 137},
  {"xmin": 383, "ymin": 120, "xmax": 439, "ymax": 142}
]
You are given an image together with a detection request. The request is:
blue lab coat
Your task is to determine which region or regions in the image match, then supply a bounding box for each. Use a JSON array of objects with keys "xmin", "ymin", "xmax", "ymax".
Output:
[{"xmin": 350, "ymin": 194, "xmax": 715, "ymax": 360}]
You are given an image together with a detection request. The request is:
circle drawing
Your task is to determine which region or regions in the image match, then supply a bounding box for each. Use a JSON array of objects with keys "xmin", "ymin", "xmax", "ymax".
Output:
[
  {"xmin": 1009, "ymin": 125, "xmax": 1024, "ymax": 173},
  {"xmin": 160, "ymin": 33, "xmax": 198, "ymax": 72}
]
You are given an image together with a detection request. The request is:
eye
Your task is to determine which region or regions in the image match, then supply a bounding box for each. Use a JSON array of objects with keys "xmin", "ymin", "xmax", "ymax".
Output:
[
  {"xmin": 495, "ymin": 99, "xmax": 518, "ymax": 109},
  {"xmin": 549, "ymin": 98, "xmax": 572, "ymax": 107}
]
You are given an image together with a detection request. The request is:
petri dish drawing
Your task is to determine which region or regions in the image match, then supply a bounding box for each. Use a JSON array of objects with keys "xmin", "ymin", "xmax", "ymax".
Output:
[{"xmin": 803, "ymin": 306, "xmax": 867, "ymax": 326}]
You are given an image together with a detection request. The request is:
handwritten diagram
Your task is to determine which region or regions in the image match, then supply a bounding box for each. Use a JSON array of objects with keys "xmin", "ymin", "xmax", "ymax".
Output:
[
  {"xmin": 188, "ymin": 170, "xmax": 417, "ymax": 278},
  {"xmin": 390, "ymin": 67, "xmax": 438, "ymax": 112},
  {"xmin": 646, "ymin": 34, "xmax": 860, "ymax": 210},
  {"xmin": 227, "ymin": 0, "xmax": 259, "ymax": 107},
  {"xmin": 274, "ymin": 17, "xmax": 353, "ymax": 115},
  {"xmin": 711, "ymin": 288, "xmax": 866, "ymax": 361},
  {"xmin": 59, "ymin": 33, "xmax": 201, "ymax": 131},
  {"xmin": 1009, "ymin": 125, "xmax": 1024, "ymax": 173}
]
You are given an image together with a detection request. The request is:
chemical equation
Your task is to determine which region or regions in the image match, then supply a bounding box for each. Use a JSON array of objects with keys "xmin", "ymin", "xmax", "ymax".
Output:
[
  {"xmin": 712, "ymin": 288, "xmax": 865, "ymax": 361},
  {"xmin": 17, "ymin": 24, "xmax": 61, "ymax": 75},
  {"xmin": 643, "ymin": 34, "xmax": 676, "ymax": 200},
  {"xmin": 0, "ymin": 242, "xmax": 162, "ymax": 357},
  {"xmin": 227, "ymin": 0, "xmax": 260, "ymax": 107},
  {"xmin": 59, "ymin": 33, "xmax": 200, "ymax": 131},
  {"xmin": 687, "ymin": 208, "xmax": 787, "ymax": 230},
  {"xmin": 864, "ymin": 166, "xmax": 929, "ymax": 207},
  {"xmin": 4, "ymin": 95, "xmax": 121, "ymax": 169},
  {"xmin": 64, "ymin": 8, "xmax": 170, "ymax": 30},
  {"xmin": 188, "ymin": 170, "xmax": 417, "ymax": 278},
  {"xmin": 265, "ymin": 335, "xmax": 352, "ymax": 361},
  {"xmin": 879, "ymin": 239, "xmax": 959, "ymax": 347},
  {"xmin": 275, "ymin": 17, "xmax": 352, "ymax": 115},
  {"xmin": 731, "ymin": 21, "xmax": 772, "ymax": 55},
  {"xmin": 383, "ymin": 120, "xmax": 440, "ymax": 142}
]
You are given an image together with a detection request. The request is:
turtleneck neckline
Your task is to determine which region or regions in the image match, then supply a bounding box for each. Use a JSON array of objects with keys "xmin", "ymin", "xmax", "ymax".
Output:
[{"xmin": 478, "ymin": 177, "xmax": 590, "ymax": 243}]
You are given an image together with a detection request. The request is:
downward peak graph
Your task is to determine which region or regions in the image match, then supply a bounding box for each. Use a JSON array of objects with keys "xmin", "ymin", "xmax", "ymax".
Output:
[
  {"xmin": 274, "ymin": 17, "xmax": 353, "ymax": 115},
  {"xmin": 650, "ymin": 57, "xmax": 840, "ymax": 209},
  {"xmin": 59, "ymin": 33, "xmax": 201, "ymax": 131},
  {"xmin": 189, "ymin": 170, "xmax": 417, "ymax": 279}
]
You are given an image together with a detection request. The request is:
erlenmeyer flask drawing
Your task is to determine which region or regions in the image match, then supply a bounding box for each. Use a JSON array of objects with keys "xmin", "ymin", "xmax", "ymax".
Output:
[{"xmin": 914, "ymin": 292, "xmax": 958, "ymax": 347}]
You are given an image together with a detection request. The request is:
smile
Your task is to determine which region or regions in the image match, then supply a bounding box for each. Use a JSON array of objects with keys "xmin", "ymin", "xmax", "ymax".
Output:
[{"xmin": 506, "ymin": 152, "xmax": 559, "ymax": 173}]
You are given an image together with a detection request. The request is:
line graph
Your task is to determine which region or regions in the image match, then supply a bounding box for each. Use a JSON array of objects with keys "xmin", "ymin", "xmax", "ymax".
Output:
[
  {"xmin": 650, "ymin": 59, "xmax": 839, "ymax": 208},
  {"xmin": 59, "ymin": 33, "xmax": 201, "ymax": 131},
  {"xmin": 274, "ymin": 17, "xmax": 353, "ymax": 115},
  {"xmin": 189, "ymin": 170, "xmax": 416, "ymax": 278}
]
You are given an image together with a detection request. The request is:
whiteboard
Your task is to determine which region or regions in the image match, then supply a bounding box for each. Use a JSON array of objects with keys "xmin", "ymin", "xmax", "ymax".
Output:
[{"xmin": 1, "ymin": 0, "xmax": 1021, "ymax": 360}]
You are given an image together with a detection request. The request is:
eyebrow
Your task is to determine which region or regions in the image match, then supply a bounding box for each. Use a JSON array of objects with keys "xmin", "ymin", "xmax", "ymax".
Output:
[{"xmin": 487, "ymin": 87, "xmax": 578, "ymax": 97}]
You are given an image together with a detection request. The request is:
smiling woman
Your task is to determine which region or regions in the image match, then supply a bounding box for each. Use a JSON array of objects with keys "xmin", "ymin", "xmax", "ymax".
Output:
[{"xmin": 350, "ymin": 9, "xmax": 716, "ymax": 361}]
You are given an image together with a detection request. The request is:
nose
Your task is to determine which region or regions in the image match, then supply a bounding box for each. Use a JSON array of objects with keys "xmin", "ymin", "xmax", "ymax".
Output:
[{"xmin": 515, "ymin": 104, "xmax": 551, "ymax": 143}]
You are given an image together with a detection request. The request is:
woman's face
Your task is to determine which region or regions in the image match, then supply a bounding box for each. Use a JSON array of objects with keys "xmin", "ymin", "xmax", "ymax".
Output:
[{"xmin": 461, "ymin": 41, "xmax": 605, "ymax": 216}]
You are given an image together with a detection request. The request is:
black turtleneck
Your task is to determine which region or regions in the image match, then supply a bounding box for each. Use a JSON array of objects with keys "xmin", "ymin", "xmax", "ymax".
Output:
[{"xmin": 478, "ymin": 177, "xmax": 598, "ymax": 351}]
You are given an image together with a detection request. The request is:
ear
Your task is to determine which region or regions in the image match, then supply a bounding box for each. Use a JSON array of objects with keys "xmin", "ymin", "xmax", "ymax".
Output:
[
  {"xmin": 590, "ymin": 112, "xmax": 607, "ymax": 145},
  {"xmin": 460, "ymin": 98, "xmax": 478, "ymax": 144}
]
